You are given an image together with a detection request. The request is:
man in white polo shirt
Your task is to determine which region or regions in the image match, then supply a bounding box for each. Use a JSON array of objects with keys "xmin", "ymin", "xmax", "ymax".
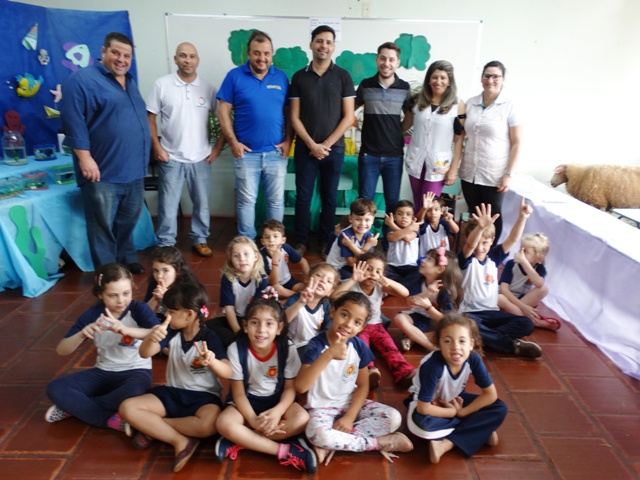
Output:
[{"xmin": 147, "ymin": 42, "xmax": 223, "ymax": 256}]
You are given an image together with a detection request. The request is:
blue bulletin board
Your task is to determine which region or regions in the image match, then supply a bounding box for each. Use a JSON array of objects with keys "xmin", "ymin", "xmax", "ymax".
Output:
[{"xmin": 0, "ymin": 0, "xmax": 134, "ymax": 155}]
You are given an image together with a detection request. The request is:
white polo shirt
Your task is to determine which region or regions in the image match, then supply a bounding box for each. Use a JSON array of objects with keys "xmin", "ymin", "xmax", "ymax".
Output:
[
  {"xmin": 146, "ymin": 73, "xmax": 217, "ymax": 163},
  {"xmin": 460, "ymin": 89, "xmax": 521, "ymax": 187}
]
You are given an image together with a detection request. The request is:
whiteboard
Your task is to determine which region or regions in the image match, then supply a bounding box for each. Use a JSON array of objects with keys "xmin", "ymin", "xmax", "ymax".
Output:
[{"xmin": 165, "ymin": 14, "xmax": 483, "ymax": 99}]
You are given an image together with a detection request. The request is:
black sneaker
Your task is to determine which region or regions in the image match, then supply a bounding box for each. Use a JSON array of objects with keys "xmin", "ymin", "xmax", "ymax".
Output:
[
  {"xmin": 513, "ymin": 339, "xmax": 542, "ymax": 358},
  {"xmin": 127, "ymin": 262, "xmax": 146, "ymax": 274},
  {"xmin": 215, "ymin": 436, "xmax": 244, "ymax": 462},
  {"xmin": 280, "ymin": 436, "xmax": 317, "ymax": 473},
  {"xmin": 294, "ymin": 243, "xmax": 307, "ymax": 256}
]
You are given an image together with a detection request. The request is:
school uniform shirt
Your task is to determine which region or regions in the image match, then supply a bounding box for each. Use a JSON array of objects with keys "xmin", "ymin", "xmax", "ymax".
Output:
[
  {"xmin": 284, "ymin": 294, "xmax": 332, "ymax": 348},
  {"xmin": 352, "ymin": 282, "xmax": 385, "ymax": 325},
  {"xmin": 220, "ymin": 274, "xmax": 269, "ymax": 317},
  {"xmin": 418, "ymin": 220, "xmax": 451, "ymax": 258},
  {"xmin": 387, "ymin": 235, "xmax": 420, "ymax": 267},
  {"xmin": 409, "ymin": 350, "xmax": 492, "ymax": 403},
  {"xmin": 500, "ymin": 260, "xmax": 547, "ymax": 297},
  {"xmin": 458, "ymin": 246, "xmax": 507, "ymax": 312},
  {"xmin": 64, "ymin": 301, "xmax": 159, "ymax": 372},
  {"xmin": 227, "ymin": 340, "xmax": 300, "ymax": 397},
  {"xmin": 326, "ymin": 226, "xmax": 372, "ymax": 270},
  {"xmin": 159, "ymin": 326, "xmax": 228, "ymax": 395},
  {"xmin": 302, "ymin": 332, "xmax": 374, "ymax": 409},
  {"xmin": 260, "ymin": 243, "xmax": 302, "ymax": 286}
]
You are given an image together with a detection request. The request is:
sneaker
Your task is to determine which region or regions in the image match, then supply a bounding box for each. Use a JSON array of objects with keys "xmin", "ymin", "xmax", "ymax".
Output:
[
  {"xmin": 173, "ymin": 438, "xmax": 199, "ymax": 473},
  {"xmin": 127, "ymin": 262, "xmax": 146, "ymax": 275},
  {"xmin": 513, "ymin": 339, "xmax": 542, "ymax": 358},
  {"xmin": 192, "ymin": 243, "xmax": 213, "ymax": 257},
  {"xmin": 133, "ymin": 431, "xmax": 155, "ymax": 450},
  {"xmin": 107, "ymin": 413, "xmax": 132, "ymax": 437},
  {"xmin": 280, "ymin": 436, "xmax": 317, "ymax": 473},
  {"xmin": 45, "ymin": 405, "xmax": 71, "ymax": 423},
  {"xmin": 294, "ymin": 243, "xmax": 307, "ymax": 256},
  {"xmin": 369, "ymin": 367, "xmax": 381, "ymax": 390},
  {"xmin": 400, "ymin": 336, "xmax": 412, "ymax": 352},
  {"xmin": 215, "ymin": 436, "xmax": 244, "ymax": 462},
  {"xmin": 397, "ymin": 369, "xmax": 417, "ymax": 389}
]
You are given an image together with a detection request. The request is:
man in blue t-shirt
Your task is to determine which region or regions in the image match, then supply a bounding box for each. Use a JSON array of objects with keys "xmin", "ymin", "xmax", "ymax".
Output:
[
  {"xmin": 217, "ymin": 30, "xmax": 291, "ymax": 240},
  {"xmin": 61, "ymin": 32, "xmax": 150, "ymax": 273}
]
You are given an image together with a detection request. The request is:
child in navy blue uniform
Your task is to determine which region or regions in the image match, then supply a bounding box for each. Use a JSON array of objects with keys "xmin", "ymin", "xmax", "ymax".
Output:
[
  {"xmin": 205, "ymin": 236, "xmax": 269, "ymax": 346},
  {"xmin": 458, "ymin": 201, "xmax": 541, "ymax": 358},
  {"xmin": 394, "ymin": 247, "xmax": 464, "ymax": 352},
  {"xmin": 120, "ymin": 282, "xmax": 232, "ymax": 473},
  {"xmin": 45, "ymin": 263, "xmax": 159, "ymax": 433},
  {"xmin": 296, "ymin": 292, "xmax": 413, "ymax": 466},
  {"xmin": 384, "ymin": 200, "xmax": 422, "ymax": 283},
  {"xmin": 260, "ymin": 219, "xmax": 310, "ymax": 298},
  {"xmin": 326, "ymin": 198, "xmax": 379, "ymax": 279},
  {"xmin": 215, "ymin": 294, "xmax": 316, "ymax": 473},
  {"xmin": 406, "ymin": 313, "xmax": 507, "ymax": 463},
  {"xmin": 498, "ymin": 232, "xmax": 559, "ymax": 330},
  {"xmin": 416, "ymin": 192, "xmax": 459, "ymax": 257},
  {"xmin": 285, "ymin": 263, "xmax": 339, "ymax": 359},
  {"xmin": 144, "ymin": 246, "xmax": 198, "ymax": 317}
]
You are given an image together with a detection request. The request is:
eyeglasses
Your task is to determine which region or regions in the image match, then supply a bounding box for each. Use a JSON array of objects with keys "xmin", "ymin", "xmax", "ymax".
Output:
[{"xmin": 482, "ymin": 74, "xmax": 503, "ymax": 80}]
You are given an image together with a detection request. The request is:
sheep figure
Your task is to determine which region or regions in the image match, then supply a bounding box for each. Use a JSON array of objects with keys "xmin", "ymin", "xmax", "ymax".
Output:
[{"xmin": 550, "ymin": 164, "xmax": 640, "ymax": 210}]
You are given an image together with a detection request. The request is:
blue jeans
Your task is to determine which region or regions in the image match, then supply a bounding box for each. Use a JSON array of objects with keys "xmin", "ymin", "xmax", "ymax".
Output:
[
  {"xmin": 294, "ymin": 144, "xmax": 345, "ymax": 245},
  {"xmin": 358, "ymin": 153, "xmax": 403, "ymax": 213},
  {"xmin": 157, "ymin": 158, "xmax": 211, "ymax": 246},
  {"xmin": 46, "ymin": 367, "xmax": 152, "ymax": 428},
  {"xmin": 81, "ymin": 179, "xmax": 144, "ymax": 269},
  {"xmin": 234, "ymin": 149, "xmax": 288, "ymax": 239}
]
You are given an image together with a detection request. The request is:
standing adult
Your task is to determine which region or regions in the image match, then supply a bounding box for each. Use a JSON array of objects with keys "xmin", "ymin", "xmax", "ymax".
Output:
[
  {"xmin": 355, "ymin": 42, "xmax": 412, "ymax": 214},
  {"xmin": 61, "ymin": 32, "xmax": 150, "ymax": 273},
  {"xmin": 289, "ymin": 25, "xmax": 356, "ymax": 256},
  {"xmin": 448, "ymin": 60, "xmax": 522, "ymax": 241},
  {"xmin": 217, "ymin": 30, "xmax": 291, "ymax": 240},
  {"xmin": 405, "ymin": 60, "xmax": 465, "ymax": 208},
  {"xmin": 147, "ymin": 42, "xmax": 222, "ymax": 257}
]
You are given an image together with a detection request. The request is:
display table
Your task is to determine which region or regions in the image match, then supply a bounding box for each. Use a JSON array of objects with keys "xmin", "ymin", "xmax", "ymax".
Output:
[
  {"xmin": 0, "ymin": 156, "xmax": 156, "ymax": 297},
  {"xmin": 500, "ymin": 174, "xmax": 640, "ymax": 379}
]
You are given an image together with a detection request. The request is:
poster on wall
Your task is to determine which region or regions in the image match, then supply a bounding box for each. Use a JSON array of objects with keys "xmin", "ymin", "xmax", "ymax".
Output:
[{"xmin": 0, "ymin": 0, "xmax": 134, "ymax": 155}]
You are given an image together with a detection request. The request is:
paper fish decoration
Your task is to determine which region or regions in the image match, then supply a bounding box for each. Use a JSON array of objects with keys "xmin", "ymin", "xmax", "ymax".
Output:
[
  {"xmin": 16, "ymin": 73, "xmax": 44, "ymax": 98},
  {"xmin": 22, "ymin": 23, "xmax": 38, "ymax": 50}
]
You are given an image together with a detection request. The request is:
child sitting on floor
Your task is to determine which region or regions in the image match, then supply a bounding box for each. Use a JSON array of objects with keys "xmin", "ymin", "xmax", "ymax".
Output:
[
  {"xmin": 416, "ymin": 192, "xmax": 459, "ymax": 257},
  {"xmin": 498, "ymin": 232, "xmax": 560, "ymax": 330},
  {"xmin": 285, "ymin": 263, "xmax": 340, "ymax": 359},
  {"xmin": 326, "ymin": 198, "xmax": 379, "ymax": 279},
  {"xmin": 384, "ymin": 200, "xmax": 422, "ymax": 283},
  {"xmin": 458, "ymin": 200, "xmax": 541, "ymax": 358},
  {"xmin": 260, "ymin": 219, "xmax": 310, "ymax": 299}
]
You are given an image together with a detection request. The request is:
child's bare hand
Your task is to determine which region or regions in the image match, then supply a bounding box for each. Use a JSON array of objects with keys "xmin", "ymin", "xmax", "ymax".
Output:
[
  {"xmin": 426, "ymin": 280, "xmax": 443, "ymax": 296},
  {"xmin": 470, "ymin": 203, "xmax": 500, "ymax": 229},
  {"xmin": 328, "ymin": 332, "xmax": 349, "ymax": 360},
  {"xmin": 384, "ymin": 213, "xmax": 397, "ymax": 229},
  {"xmin": 300, "ymin": 278, "xmax": 317, "ymax": 304},
  {"xmin": 82, "ymin": 322, "xmax": 104, "ymax": 340},
  {"xmin": 423, "ymin": 192, "xmax": 435, "ymax": 211},
  {"xmin": 519, "ymin": 196, "xmax": 533, "ymax": 219},
  {"xmin": 364, "ymin": 232, "xmax": 379, "ymax": 250},
  {"xmin": 442, "ymin": 206, "xmax": 454, "ymax": 222},
  {"xmin": 333, "ymin": 415, "xmax": 354, "ymax": 433},
  {"xmin": 270, "ymin": 247, "xmax": 283, "ymax": 263},
  {"xmin": 513, "ymin": 248, "xmax": 528, "ymax": 265},
  {"xmin": 99, "ymin": 308, "xmax": 125, "ymax": 334},
  {"xmin": 408, "ymin": 295, "xmax": 432, "ymax": 310},
  {"xmin": 194, "ymin": 340, "xmax": 216, "ymax": 367},
  {"xmin": 410, "ymin": 218, "xmax": 424, "ymax": 232},
  {"xmin": 341, "ymin": 232, "xmax": 357, "ymax": 251},
  {"xmin": 148, "ymin": 315, "xmax": 171, "ymax": 343},
  {"xmin": 351, "ymin": 261, "xmax": 368, "ymax": 283},
  {"xmin": 152, "ymin": 278, "xmax": 167, "ymax": 300},
  {"xmin": 256, "ymin": 410, "xmax": 286, "ymax": 437}
]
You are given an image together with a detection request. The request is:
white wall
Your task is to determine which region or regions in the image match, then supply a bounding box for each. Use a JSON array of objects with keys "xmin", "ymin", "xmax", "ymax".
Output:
[{"xmin": 17, "ymin": 0, "xmax": 640, "ymax": 215}]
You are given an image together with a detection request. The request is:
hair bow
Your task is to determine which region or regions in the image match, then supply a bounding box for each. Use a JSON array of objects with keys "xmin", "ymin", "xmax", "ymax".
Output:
[
  {"xmin": 199, "ymin": 305, "xmax": 209, "ymax": 318},
  {"xmin": 436, "ymin": 245, "xmax": 448, "ymax": 266}
]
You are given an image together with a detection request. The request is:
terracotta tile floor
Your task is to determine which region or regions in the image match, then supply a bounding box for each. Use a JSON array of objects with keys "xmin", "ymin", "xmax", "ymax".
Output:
[{"xmin": 1, "ymin": 217, "xmax": 639, "ymax": 479}]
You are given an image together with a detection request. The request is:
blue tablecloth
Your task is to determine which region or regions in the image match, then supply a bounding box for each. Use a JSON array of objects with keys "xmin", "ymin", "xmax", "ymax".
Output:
[{"xmin": 0, "ymin": 156, "xmax": 156, "ymax": 297}]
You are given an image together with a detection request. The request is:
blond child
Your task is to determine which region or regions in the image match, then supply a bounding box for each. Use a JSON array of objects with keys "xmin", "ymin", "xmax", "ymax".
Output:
[{"xmin": 498, "ymin": 233, "xmax": 559, "ymax": 330}]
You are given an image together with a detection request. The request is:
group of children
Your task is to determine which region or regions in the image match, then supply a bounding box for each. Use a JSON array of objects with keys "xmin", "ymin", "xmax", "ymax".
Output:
[{"xmin": 45, "ymin": 193, "xmax": 556, "ymax": 472}]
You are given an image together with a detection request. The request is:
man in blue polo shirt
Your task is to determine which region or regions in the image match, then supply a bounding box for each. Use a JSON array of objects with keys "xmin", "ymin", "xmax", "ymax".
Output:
[
  {"xmin": 289, "ymin": 25, "xmax": 355, "ymax": 257},
  {"xmin": 217, "ymin": 30, "xmax": 291, "ymax": 240},
  {"xmin": 61, "ymin": 32, "xmax": 150, "ymax": 273},
  {"xmin": 356, "ymin": 42, "xmax": 413, "ymax": 214}
]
